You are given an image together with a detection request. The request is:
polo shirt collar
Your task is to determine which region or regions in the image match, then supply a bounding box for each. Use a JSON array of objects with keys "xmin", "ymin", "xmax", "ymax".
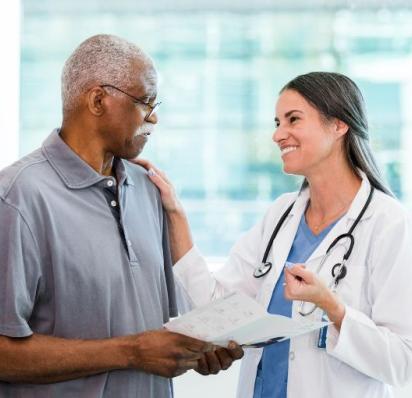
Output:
[{"xmin": 42, "ymin": 128, "xmax": 132, "ymax": 189}]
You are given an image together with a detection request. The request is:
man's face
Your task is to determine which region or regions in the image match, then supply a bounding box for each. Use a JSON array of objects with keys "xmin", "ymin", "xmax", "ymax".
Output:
[{"xmin": 99, "ymin": 61, "xmax": 158, "ymax": 159}]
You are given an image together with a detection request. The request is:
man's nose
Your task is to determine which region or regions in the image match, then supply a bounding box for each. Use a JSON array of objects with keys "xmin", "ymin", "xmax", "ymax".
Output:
[{"xmin": 145, "ymin": 111, "xmax": 158, "ymax": 124}]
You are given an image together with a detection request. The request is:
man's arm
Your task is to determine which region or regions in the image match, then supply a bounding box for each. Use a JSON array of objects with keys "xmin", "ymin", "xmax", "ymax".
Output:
[{"xmin": 0, "ymin": 329, "xmax": 213, "ymax": 384}]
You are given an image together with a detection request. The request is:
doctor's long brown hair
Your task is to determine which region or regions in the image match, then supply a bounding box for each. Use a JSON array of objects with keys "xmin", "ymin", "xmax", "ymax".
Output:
[{"xmin": 281, "ymin": 72, "xmax": 392, "ymax": 196}]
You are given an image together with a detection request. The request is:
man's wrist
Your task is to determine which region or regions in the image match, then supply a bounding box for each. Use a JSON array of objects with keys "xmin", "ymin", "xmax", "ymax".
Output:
[{"xmin": 111, "ymin": 335, "xmax": 138, "ymax": 370}]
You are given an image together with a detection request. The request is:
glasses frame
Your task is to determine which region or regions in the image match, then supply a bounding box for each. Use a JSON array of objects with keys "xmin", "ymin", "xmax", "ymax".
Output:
[{"xmin": 100, "ymin": 84, "xmax": 161, "ymax": 121}]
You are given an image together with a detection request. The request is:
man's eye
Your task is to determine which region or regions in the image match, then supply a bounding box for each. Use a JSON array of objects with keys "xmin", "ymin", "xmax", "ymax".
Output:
[
  {"xmin": 275, "ymin": 120, "xmax": 280, "ymax": 128},
  {"xmin": 134, "ymin": 100, "xmax": 151, "ymax": 107},
  {"xmin": 290, "ymin": 116, "xmax": 299, "ymax": 123}
]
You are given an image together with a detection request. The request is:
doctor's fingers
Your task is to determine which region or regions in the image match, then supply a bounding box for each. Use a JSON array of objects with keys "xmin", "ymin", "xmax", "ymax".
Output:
[
  {"xmin": 132, "ymin": 158, "xmax": 171, "ymax": 183},
  {"xmin": 147, "ymin": 170, "xmax": 172, "ymax": 194},
  {"xmin": 132, "ymin": 157, "xmax": 151, "ymax": 170},
  {"xmin": 283, "ymin": 272, "xmax": 308, "ymax": 298},
  {"xmin": 285, "ymin": 265, "xmax": 315, "ymax": 284}
]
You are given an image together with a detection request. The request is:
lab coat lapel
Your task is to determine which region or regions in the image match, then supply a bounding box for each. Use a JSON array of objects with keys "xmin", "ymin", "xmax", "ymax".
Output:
[
  {"xmin": 304, "ymin": 172, "xmax": 373, "ymax": 267},
  {"xmin": 259, "ymin": 189, "xmax": 309, "ymax": 309}
]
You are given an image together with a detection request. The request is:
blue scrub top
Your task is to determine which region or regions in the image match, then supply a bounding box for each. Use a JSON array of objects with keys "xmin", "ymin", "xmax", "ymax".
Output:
[{"xmin": 253, "ymin": 213, "xmax": 339, "ymax": 398}]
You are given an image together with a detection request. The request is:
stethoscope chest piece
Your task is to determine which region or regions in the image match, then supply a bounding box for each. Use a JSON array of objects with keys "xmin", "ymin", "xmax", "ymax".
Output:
[
  {"xmin": 254, "ymin": 262, "xmax": 272, "ymax": 278},
  {"xmin": 331, "ymin": 263, "xmax": 347, "ymax": 285}
]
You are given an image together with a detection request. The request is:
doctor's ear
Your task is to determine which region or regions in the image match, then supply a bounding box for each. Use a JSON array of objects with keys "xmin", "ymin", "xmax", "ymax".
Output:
[{"xmin": 332, "ymin": 118, "xmax": 349, "ymax": 139}]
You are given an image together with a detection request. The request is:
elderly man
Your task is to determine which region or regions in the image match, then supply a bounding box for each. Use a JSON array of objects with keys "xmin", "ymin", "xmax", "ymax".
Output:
[{"xmin": 0, "ymin": 34, "xmax": 242, "ymax": 397}]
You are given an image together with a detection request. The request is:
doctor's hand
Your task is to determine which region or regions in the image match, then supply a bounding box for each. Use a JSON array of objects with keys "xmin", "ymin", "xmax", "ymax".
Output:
[
  {"xmin": 132, "ymin": 158, "xmax": 193, "ymax": 264},
  {"xmin": 131, "ymin": 158, "xmax": 183, "ymax": 213},
  {"xmin": 195, "ymin": 341, "xmax": 244, "ymax": 376},
  {"xmin": 283, "ymin": 264, "xmax": 328, "ymax": 306},
  {"xmin": 284, "ymin": 265, "xmax": 345, "ymax": 329}
]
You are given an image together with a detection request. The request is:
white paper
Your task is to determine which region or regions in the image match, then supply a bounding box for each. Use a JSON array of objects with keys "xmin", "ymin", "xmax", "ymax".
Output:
[{"xmin": 164, "ymin": 292, "xmax": 329, "ymax": 346}]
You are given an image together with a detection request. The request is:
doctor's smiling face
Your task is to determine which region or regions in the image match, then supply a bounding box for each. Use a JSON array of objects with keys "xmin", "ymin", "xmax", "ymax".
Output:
[{"xmin": 273, "ymin": 89, "xmax": 347, "ymax": 178}]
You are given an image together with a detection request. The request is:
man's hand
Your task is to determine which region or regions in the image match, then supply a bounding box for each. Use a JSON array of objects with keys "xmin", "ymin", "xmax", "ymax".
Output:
[
  {"xmin": 195, "ymin": 341, "xmax": 244, "ymax": 376},
  {"xmin": 0, "ymin": 330, "xmax": 215, "ymax": 384},
  {"xmin": 130, "ymin": 329, "xmax": 214, "ymax": 378}
]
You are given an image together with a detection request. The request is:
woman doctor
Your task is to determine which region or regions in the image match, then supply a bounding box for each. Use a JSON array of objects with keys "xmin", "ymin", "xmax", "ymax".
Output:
[{"xmin": 137, "ymin": 72, "xmax": 412, "ymax": 398}]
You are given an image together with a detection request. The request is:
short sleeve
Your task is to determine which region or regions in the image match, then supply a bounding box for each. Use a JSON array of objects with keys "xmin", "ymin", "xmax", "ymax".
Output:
[{"xmin": 0, "ymin": 200, "xmax": 42, "ymax": 337}]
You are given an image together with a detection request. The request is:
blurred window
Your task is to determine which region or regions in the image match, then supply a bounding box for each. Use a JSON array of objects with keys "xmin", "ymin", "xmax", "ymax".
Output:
[{"xmin": 21, "ymin": 2, "xmax": 412, "ymax": 255}]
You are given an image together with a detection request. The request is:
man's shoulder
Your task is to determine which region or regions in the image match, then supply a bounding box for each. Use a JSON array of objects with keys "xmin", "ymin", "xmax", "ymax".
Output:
[
  {"xmin": 123, "ymin": 160, "xmax": 148, "ymax": 178},
  {"xmin": 0, "ymin": 147, "xmax": 49, "ymax": 201},
  {"xmin": 123, "ymin": 161, "xmax": 159, "ymax": 196}
]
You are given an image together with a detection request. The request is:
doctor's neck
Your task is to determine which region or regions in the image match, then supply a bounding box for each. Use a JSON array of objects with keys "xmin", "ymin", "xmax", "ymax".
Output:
[{"xmin": 305, "ymin": 159, "xmax": 362, "ymax": 218}]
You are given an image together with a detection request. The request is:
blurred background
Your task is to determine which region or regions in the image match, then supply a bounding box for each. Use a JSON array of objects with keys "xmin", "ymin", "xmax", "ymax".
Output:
[{"xmin": 2, "ymin": 0, "xmax": 412, "ymax": 396}]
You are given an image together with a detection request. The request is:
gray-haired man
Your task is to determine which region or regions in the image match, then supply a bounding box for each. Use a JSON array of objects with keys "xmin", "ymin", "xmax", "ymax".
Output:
[{"xmin": 0, "ymin": 34, "xmax": 242, "ymax": 397}]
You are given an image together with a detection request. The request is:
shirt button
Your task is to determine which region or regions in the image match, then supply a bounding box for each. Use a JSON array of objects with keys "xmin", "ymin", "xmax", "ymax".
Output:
[
  {"xmin": 110, "ymin": 200, "xmax": 117, "ymax": 207},
  {"xmin": 289, "ymin": 351, "xmax": 295, "ymax": 361},
  {"xmin": 127, "ymin": 239, "xmax": 132, "ymax": 246},
  {"xmin": 107, "ymin": 180, "xmax": 114, "ymax": 187}
]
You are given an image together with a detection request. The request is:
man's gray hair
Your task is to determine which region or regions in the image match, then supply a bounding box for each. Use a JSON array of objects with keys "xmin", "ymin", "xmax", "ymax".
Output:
[{"xmin": 61, "ymin": 34, "xmax": 152, "ymax": 113}]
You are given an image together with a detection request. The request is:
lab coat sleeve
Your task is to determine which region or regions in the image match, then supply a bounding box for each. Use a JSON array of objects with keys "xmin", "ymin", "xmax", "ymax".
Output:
[
  {"xmin": 326, "ymin": 212, "xmax": 412, "ymax": 386},
  {"xmin": 173, "ymin": 246, "xmax": 217, "ymax": 308},
  {"xmin": 173, "ymin": 209, "xmax": 269, "ymax": 308}
]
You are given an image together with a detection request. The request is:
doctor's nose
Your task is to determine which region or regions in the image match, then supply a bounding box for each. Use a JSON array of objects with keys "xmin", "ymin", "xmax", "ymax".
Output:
[{"xmin": 272, "ymin": 123, "xmax": 288, "ymax": 144}]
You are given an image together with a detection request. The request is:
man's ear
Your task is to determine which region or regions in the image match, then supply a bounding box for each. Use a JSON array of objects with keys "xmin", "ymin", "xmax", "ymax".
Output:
[
  {"xmin": 334, "ymin": 118, "xmax": 349, "ymax": 139},
  {"xmin": 86, "ymin": 86, "xmax": 106, "ymax": 116}
]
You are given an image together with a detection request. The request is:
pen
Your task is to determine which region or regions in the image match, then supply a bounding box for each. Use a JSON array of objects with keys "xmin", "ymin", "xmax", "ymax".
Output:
[
  {"xmin": 284, "ymin": 261, "xmax": 303, "ymax": 282},
  {"xmin": 242, "ymin": 336, "xmax": 285, "ymax": 348}
]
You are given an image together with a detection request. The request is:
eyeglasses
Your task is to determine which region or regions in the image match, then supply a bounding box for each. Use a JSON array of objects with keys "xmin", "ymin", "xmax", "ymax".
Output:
[{"xmin": 100, "ymin": 84, "xmax": 161, "ymax": 121}]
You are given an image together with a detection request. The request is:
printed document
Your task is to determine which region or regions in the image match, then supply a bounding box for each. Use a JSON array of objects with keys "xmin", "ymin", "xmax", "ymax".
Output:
[{"xmin": 165, "ymin": 292, "xmax": 329, "ymax": 347}]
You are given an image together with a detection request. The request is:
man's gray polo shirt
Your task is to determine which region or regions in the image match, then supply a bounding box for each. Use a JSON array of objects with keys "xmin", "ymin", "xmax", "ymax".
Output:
[{"xmin": 0, "ymin": 129, "xmax": 177, "ymax": 397}]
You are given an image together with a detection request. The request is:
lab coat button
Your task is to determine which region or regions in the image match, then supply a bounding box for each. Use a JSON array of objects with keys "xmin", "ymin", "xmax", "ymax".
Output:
[{"xmin": 289, "ymin": 351, "xmax": 295, "ymax": 361}]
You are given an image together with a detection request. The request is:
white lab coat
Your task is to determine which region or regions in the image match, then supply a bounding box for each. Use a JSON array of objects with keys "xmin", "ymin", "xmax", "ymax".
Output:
[{"xmin": 174, "ymin": 172, "xmax": 412, "ymax": 398}]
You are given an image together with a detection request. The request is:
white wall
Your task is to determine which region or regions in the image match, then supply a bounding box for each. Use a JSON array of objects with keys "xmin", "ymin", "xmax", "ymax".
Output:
[{"xmin": 0, "ymin": 1, "xmax": 20, "ymax": 169}]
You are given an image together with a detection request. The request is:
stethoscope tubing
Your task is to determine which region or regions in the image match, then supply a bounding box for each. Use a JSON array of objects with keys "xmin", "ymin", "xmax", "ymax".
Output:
[{"xmin": 254, "ymin": 186, "xmax": 375, "ymax": 315}]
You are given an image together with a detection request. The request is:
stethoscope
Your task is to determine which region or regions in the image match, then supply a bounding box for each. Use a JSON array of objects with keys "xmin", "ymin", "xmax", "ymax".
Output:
[{"xmin": 253, "ymin": 186, "xmax": 375, "ymax": 316}]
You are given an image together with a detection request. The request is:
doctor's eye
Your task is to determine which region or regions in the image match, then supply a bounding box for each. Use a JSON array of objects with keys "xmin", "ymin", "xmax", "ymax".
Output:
[
  {"xmin": 289, "ymin": 116, "xmax": 299, "ymax": 124},
  {"xmin": 274, "ymin": 120, "xmax": 280, "ymax": 128}
]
